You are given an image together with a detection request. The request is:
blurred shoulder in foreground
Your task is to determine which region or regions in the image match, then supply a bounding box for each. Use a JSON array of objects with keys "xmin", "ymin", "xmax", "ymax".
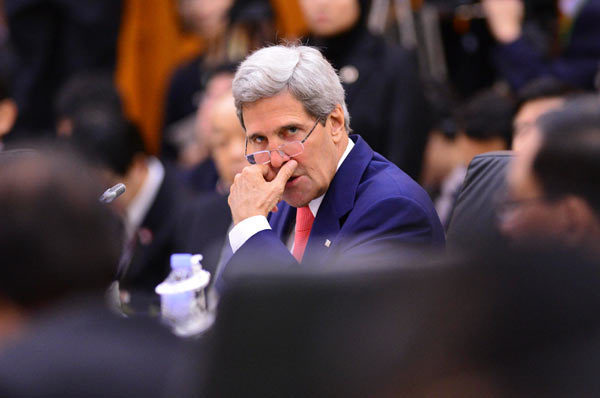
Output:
[{"xmin": 0, "ymin": 146, "xmax": 198, "ymax": 398}]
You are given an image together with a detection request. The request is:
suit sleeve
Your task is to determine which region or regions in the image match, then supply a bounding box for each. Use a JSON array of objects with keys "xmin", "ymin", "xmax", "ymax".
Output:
[
  {"xmin": 219, "ymin": 196, "xmax": 444, "ymax": 290},
  {"xmin": 217, "ymin": 229, "xmax": 299, "ymax": 289},
  {"xmin": 336, "ymin": 196, "xmax": 444, "ymax": 262}
]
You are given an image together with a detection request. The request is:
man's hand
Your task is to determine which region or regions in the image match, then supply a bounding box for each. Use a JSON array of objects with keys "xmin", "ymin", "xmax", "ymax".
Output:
[
  {"xmin": 228, "ymin": 160, "xmax": 298, "ymax": 225},
  {"xmin": 482, "ymin": 0, "xmax": 524, "ymax": 44}
]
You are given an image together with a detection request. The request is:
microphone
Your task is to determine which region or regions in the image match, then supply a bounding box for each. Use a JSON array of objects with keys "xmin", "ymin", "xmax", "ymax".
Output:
[{"xmin": 99, "ymin": 183, "xmax": 126, "ymax": 203}]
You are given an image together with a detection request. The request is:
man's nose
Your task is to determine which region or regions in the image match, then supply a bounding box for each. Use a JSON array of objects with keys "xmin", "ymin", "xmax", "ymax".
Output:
[{"xmin": 270, "ymin": 149, "xmax": 290, "ymax": 168}]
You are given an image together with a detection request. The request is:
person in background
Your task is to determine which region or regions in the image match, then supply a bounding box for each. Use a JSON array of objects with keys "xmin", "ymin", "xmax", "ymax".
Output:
[
  {"xmin": 5, "ymin": 0, "xmax": 122, "ymax": 140},
  {"xmin": 0, "ymin": 147, "xmax": 193, "ymax": 397},
  {"xmin": 54, "ymin": 71, "xmax": 123, "ymax": 138},
  {"xmin": 217, "ymin": 44, "xmax": 444, "ymax": 291},
  {"xmin": 483, "ymin": 0, "xmax": 600, "ymax": 91},
  {"xmin": 512, "ymin": 77, "xmax": 582, "ymax": 151},
  {"xmin": 206, "ymin": 89, "xmax": 247, "ymax": 196},
  {"xmin": 56, "ymin": 74, "xmax": 203, "ymax": 301},
  {"xmin": 299, "ymin": 0, "xmax": 430, "ymax": 179},
  {"xmin": 422, "ymin": 88, "xmax": 514, "ymax": 227},
  {"xmin": 163, "ymin": 0, "xmax": 275, "ymax": 161},
  {"xmin": 176, "ymin": 65, "xmax": 236, "ymax": 194},
  {"xmin": 180, "ymin": 89, "xmax": 247, "ymax": 279},
  {"xmin": 500, "ymin": 94, "xmax": 600, "ymax": 254}
]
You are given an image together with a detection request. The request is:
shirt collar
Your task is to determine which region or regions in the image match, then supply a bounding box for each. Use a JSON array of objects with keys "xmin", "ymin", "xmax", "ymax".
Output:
[
  {"xmin": 307, "ymin": 137, "xmax": 355, "ymax": 217},
  {"xmin": 125, "ymin": 156, "xmax": 164, "ymax": 237},
  {"xmin": 440, "ymin": 165, "xmax": 467, "ymax": 196}
]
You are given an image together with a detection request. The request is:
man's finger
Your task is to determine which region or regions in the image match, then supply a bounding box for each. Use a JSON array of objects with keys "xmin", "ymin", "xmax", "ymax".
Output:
[
  {"xmin": 258, "ymin": 164, "xmax": 272, "ymax": 178},
  {"xmin": 272, "ymin": 160, "xmax": 298, "ymax": 187}
]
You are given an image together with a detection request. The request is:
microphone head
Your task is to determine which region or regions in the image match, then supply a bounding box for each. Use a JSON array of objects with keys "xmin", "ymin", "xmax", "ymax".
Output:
[
  {"xmin": 99, "ymin": 183, "xmax": 126, "ymax": 203},
  {"xmin": 112, "ymin": 183, "xmax": 126, "ymax": 197}
]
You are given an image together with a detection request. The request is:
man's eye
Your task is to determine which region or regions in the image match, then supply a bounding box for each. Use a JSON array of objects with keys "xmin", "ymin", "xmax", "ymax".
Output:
[
  {"xmin": 251, "ymin": 136, "xmax": 266, "ymax": 144},
  {"xmin": 286, "ymin": 127, "xmax": 298, "ymax": 135}
]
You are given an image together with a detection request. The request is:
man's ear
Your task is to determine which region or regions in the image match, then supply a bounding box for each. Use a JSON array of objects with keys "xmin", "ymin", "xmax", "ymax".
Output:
[
  {"xmin": 0, "ymin": 99, "xmax": 18, "ymax": 138},
  {"xmin": 328, "ymin": 104, "xmax": 346, "ymax": 144}
]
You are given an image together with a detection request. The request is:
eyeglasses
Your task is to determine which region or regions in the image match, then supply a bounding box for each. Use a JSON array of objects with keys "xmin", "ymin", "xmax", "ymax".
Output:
[{"xmin": 244, "ymin": 118, "xmax": 322, "ymax": 165}]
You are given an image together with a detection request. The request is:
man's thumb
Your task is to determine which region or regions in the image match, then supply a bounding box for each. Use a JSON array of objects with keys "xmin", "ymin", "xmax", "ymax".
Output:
[{"xmin": 273, "ymin": 160, "xmax": 298, "ymax": 186}]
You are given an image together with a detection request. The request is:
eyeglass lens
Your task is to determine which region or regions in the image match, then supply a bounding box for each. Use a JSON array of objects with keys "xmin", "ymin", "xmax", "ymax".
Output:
[{"xmin": 247, "ymin": 141, "xmax": 304, "ymax": 164}]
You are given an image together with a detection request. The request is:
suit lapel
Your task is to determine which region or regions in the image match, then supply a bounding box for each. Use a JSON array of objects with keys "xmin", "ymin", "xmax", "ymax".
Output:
[
  {"xmin": 264, "ymin": 136, "xmax": 374, "ymax": 264},
  {"xmin": 267, "ymin": 202, "xmax": 295, "ymax": 244},
  {"xmin": 302, "ymin": 135, "xmax": 374, "ymax": 265},
  {"xmin": 302, "ymin": 196, "xmax": 341, "ymax": 265}
]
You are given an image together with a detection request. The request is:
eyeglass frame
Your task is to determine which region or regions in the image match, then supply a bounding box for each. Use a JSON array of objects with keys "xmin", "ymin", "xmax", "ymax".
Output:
[{"xmin": 244, "ymin": 117, "xmax": 322, "ymax": 165}]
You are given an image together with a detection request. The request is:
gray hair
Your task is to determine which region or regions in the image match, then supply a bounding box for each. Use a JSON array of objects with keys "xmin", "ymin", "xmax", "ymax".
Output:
[{"xmin": 232, "ymin": 44, "xmax": 351, "ymax": 132}]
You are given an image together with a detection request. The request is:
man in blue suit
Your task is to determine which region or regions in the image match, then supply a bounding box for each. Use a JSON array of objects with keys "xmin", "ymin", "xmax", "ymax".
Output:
[{"xmin": 220, "ymin": 44, "xmax": 443, "ymax": 279}]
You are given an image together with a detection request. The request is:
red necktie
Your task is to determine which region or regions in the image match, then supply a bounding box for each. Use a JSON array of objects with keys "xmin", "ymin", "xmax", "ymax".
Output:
[{"xmin": 292, "ymin": 206, "xmax": 314, "ymax": 262}]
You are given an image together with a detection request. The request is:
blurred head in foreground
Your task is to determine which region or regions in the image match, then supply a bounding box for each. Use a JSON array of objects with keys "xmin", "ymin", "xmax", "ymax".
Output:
[
  {"xmin": 204, "ymin": 245, "xmax": 600, "ymax": 396},
  {"xmin": 512, "ymin": 77, "xmax": 582, "ymax": 152},
  {"xmin": 501, "ymin": 95, "xmax": 600, "ymax": 253},
  {"xmin": 0, "ymin": 146, "xmax": 121, "ymax": 343}
]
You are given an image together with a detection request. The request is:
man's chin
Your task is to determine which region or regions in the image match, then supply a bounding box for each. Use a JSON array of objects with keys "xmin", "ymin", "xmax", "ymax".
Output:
[{"xmin": 282, "ymin": 191, "xmax": 311, "ymax": 209}]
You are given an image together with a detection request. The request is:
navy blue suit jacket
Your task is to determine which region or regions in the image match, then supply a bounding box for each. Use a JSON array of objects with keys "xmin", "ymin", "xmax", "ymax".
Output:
[{"xmin": 222, "ymin": 135, "xmax": 444, "ymax": 278}]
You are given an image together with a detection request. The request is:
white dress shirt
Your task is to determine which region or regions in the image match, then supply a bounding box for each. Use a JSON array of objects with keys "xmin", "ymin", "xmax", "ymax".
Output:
[
  {"xmin": 124, "ymin": 156, "xmax": 164, "ymax": 241},
  {"xmin": 434, "ymin": 165, "xmax": 467, "ymax": 227},
  {"xmin": 229, "ymin": 138, "xmax": 355, "ymax": 253}
]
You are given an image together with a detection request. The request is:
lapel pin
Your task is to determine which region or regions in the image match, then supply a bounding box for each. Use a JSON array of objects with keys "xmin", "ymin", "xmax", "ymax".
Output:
[
  {"xmin": 324, "ymin": 239, "xmax": 331, "ymax": 248},
  {"xmin": 340, "ymin": 65, "xmax": 359, "ymax": 84},
  {"xmin": 138, "ymin": 228, "xmax": 153, "ymax": 245}
]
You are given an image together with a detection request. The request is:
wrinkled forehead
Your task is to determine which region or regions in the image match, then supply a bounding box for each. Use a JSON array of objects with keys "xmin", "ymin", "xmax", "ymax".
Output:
[{"xmin": 241, "ymin": 91, "xmax": 312, "ymax": 135}]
